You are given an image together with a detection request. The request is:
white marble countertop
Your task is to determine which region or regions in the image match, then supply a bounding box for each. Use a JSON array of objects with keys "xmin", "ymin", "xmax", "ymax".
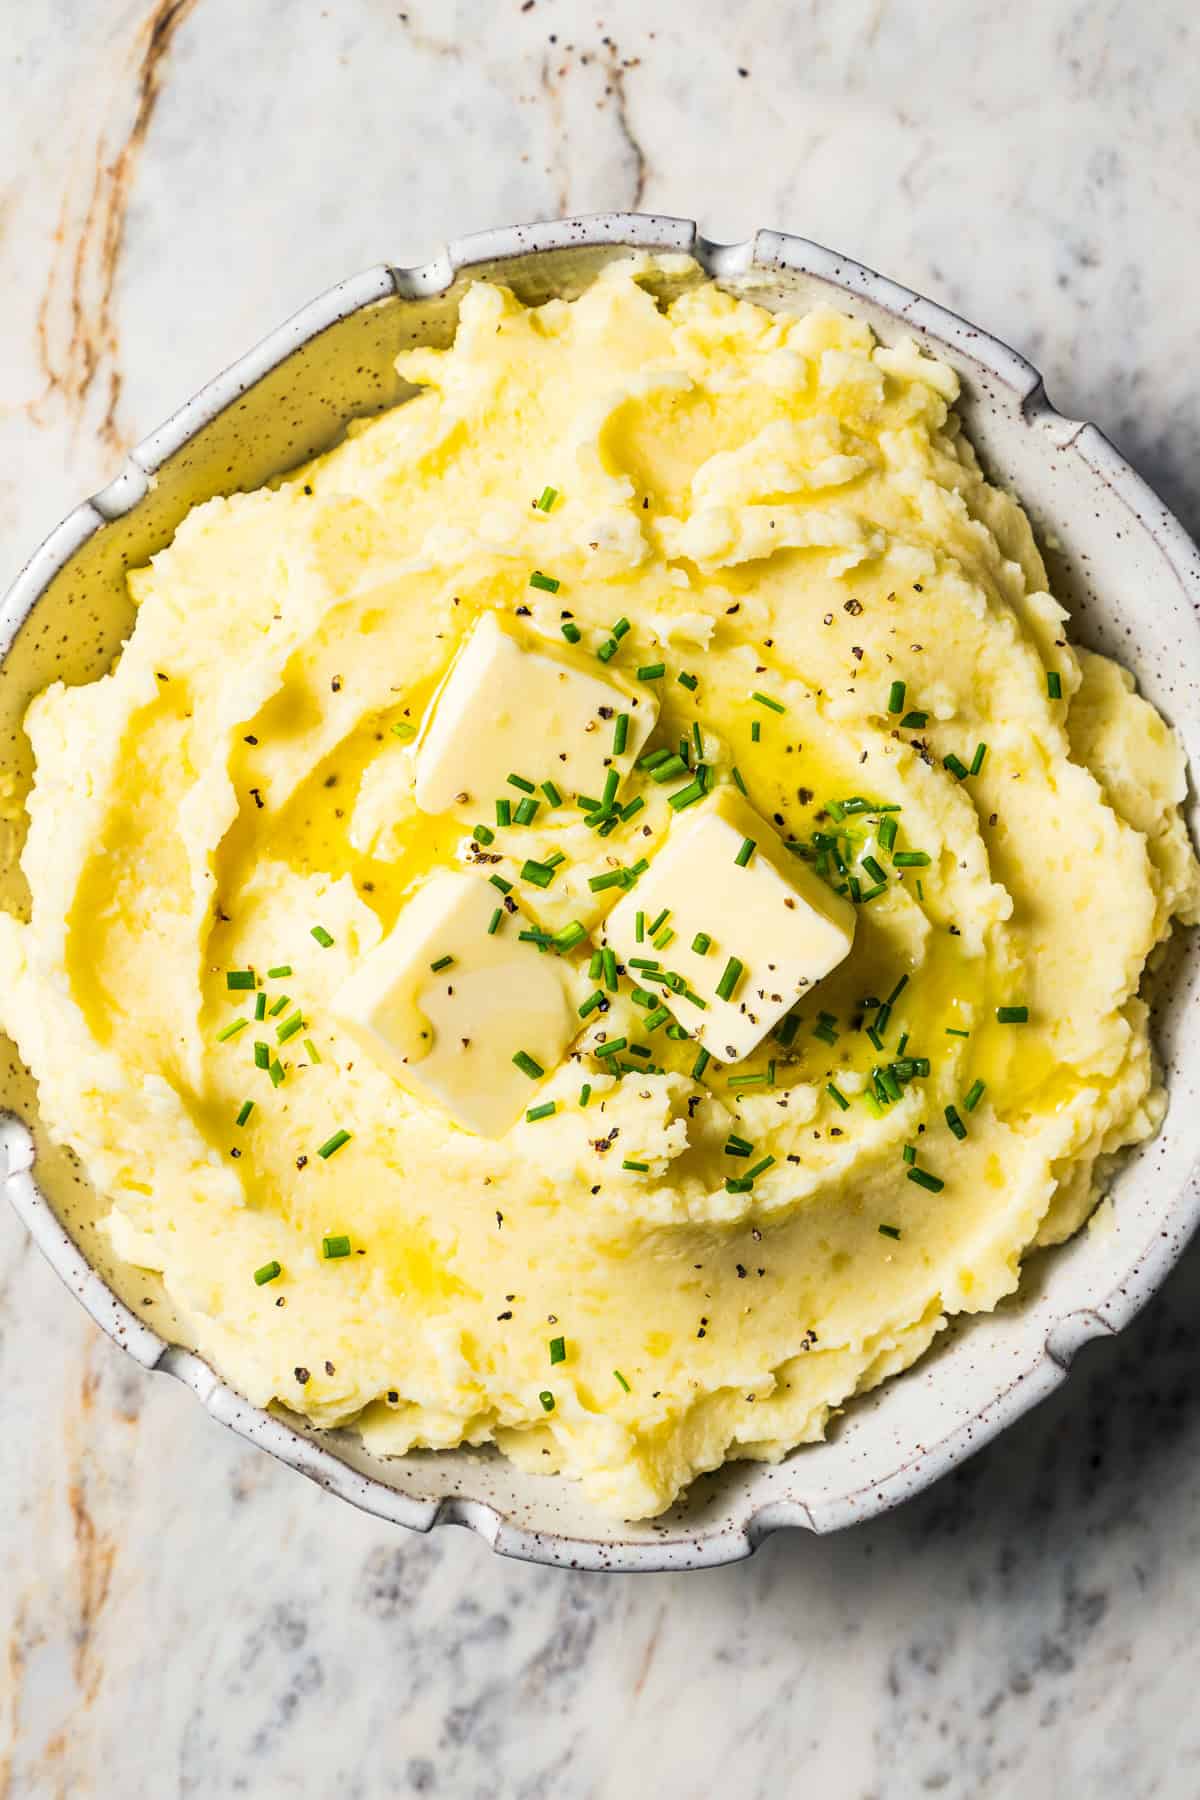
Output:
[{"xmin": 4, "ymin": 1, "xmax": 1200, "ymax": 1793}]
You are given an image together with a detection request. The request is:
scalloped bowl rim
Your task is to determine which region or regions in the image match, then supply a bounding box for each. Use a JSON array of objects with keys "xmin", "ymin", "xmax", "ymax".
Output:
[{"xmin": 3, "ymin": 212, "xmax": 1200, "ymax": 1572}]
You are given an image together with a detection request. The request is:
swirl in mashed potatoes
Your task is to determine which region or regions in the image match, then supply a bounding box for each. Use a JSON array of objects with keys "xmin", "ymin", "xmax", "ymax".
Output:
[{"xmin": 1, "ymin": 260, "xmax": 1196, "ymax": 1519}]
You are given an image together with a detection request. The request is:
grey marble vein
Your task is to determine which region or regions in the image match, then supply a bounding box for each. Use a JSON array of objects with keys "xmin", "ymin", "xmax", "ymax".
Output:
[{"xmin": 3, "ymin": 1, "xmax": 1200, "ymax": 1794}]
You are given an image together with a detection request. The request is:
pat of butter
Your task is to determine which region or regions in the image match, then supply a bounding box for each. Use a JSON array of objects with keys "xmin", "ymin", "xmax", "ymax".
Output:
[
  {"xmin": 603, "ymin": 788, "xmax": 856, "ymax": 1063},
  {"xmin": 329, "ymin": 872, "xmax": 574, "ymax": 1136},
  {"xmin": 414, "ymin": 612, "xmax": 658, "ymax": 819}
]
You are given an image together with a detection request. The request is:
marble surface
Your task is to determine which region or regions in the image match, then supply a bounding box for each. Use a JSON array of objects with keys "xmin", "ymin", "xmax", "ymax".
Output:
[{"xmin": 3, "ymin": 1, "xmax": 1200, "ymax": 1793}]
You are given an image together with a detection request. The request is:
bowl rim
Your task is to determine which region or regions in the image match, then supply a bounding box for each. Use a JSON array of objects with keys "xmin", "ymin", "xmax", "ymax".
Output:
[{"xmin": 4, "ymin": 210, "xmax": 1200, "ymax": 1572}]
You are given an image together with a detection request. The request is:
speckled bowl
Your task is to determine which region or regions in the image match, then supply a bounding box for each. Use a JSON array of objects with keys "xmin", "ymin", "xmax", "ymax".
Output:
[{"xmin": 3, "ymin": 213, "xmax": 1200, "ymax": 1572}]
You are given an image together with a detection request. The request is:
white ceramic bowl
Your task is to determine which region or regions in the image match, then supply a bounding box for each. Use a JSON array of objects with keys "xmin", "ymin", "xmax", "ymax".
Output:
[{"xmin": 4, "ymin": 214, "xmax": 1200, "ymax": 1572}]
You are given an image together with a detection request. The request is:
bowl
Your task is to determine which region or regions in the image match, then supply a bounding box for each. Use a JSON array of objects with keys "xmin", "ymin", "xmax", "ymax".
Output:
[{"xmin": 4, "ymin": 213, "xmax": 1200, "ymax": 1573}]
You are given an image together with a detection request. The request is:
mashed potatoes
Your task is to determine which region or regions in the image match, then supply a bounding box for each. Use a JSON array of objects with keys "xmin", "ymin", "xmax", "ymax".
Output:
[{"xmin": 2, "ymin": 261, "xmax": 1196, "ymax": 1519}]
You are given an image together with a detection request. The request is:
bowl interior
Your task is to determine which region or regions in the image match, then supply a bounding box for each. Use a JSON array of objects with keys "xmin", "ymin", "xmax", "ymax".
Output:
[{"xmin": 4, "ymin": 222, "xmax": 1200, "ymax": 1565}]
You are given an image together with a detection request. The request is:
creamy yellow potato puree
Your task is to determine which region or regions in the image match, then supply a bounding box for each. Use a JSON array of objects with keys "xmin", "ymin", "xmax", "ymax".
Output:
[{"xmin": 2, "ymin": 261, "xmax": 1197, "ymax": 1520}]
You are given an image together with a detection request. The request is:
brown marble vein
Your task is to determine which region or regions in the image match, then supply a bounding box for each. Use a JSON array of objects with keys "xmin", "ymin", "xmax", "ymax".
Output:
[{"xmin": 31, "ymin": 0, "xmax": 201, "ymax": 451}]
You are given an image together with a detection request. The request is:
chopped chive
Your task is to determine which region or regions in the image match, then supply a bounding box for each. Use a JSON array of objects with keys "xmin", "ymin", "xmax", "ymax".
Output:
[
  {"xmin": 216, "ymin": 1018, "xmax": 249, "ymax": 1042},
  {"xmin": 311, "ymin": 926, "xmax": 334, "ymax": 948},
  {"xmin": 430, "ymin": 954, "xmax": 454, "ymax": 973},
  {"xmin": 530, "ymin": 571, "xmax": 560, "ymax": 594},
  {"xmin": 964, "ymin": 1078, "xmax": 986, "ymax": 1112},
  {"xmin": 643, "ymin": 1006, "xmax": 670, "ymax": 1031},
  {"xmin": 876, "ymin": 1065, "xmax": 903, "ymax": 1104},
  {"xmin": 945, "ymin": 1104, "xmax": 967, "ymax": 1140},
  {"xmin": 303, "ymin": 1039, "xmax": 321, "ymax": 1063},
  {"xmin": 887, "ymin": 680, "xmax": 906, "ymax": 714},
  {"xmin": 903, "ymin": 1143, "xmax": 917, "ymax": 1165},
  {"xmin": 254, "ymin": 1041, "xmax": 270, "ymax": 1069},
  {"xmin": 678, "ymin": 671, "xmax": 698, "ymax": 692},
  {"xmin": 745, "ymin": 1155, "xmax": 776, "ymax": 1181},
  {"xmin": 900, "ymin": 710, "xmax": 928, "ymax": 729},
  {"xmin": 489, "ymin": 873, "xmax": 513, "ymax": 895},
  {"xmin": 391, "ymin": 720, "xmax": 416, "ymax": 740},
  {"xmin": 600, "ymin": 767, "xmax": 620, "ymax": 812},
  {"xmin": 715, "ymin": 957, "xmax": 744, "ymax": 1002},
  {"xmin": 638, "ymin": 746, "xmax": 672, "ymax": 771},
  {"xmin": 734, "ymin": 837, "xmax": 757, "ymax": 867},
  {"xmin": 879, "ymin": 1224, "xmax": 902, "ymax": 1241},
  {"xmin": 692, "ymin": 721, "xmax": 704, "ymax": 758},
  {"xmin": 254, "ymin": 1260, "xmax": 281, "ymax": 1286},
  {"xmin": 507, "ymin": 773, "xmax": 535, "ymax": 794},
  {"xmin": 906, "ymin": 1166, "xmax": 944, "ymax": 1194},
  {"xmin": 692, "ymin": 932, "xmax": 712, "ymax": 956},
  {"xmin": 623, "ymin": 1158, "xmax": 649, "ymax": 1172},
  {"xmin": 513, "ymin": 1050, "xmax": 544, "ymax": 1080},
  {"xmin": 601, "ymin": 948, "xmax": 618, "ymax": 992},
  {"xmin": 691, "ymin": 1047, "xmax": 711, "ymax": 1079},
  {"xmin": 653, "ymin": 927, "xmax": 675, "ymax": 950},
  {"xmin": 866, "ymin": 1026, "xmax": 885, "ymax": 1053},
  {"xmin": 878, "ymin": 815, "xmax": 898, "ymax": 854},
  {"xmin": 513, "ymin": 797, "xmax": 540, "ymax": 826},
  {"xmin": 862, "ymin": 855, "xmax": 888, "ymax": 886},
  {"xmin": 588, "ymin": 948, "xmax": 603, "ymax": 980},
  {"xmin": 472, "ymin": 822, "xmax": 495, "ymax": 846},
  {"xmin": 648, "ymin": 908, "xmax": 670, "ymax": 936},
  {"xmin": 637, "ymin": 662, "xmax": 665, "ymax": 682},
  {"xmin": 549, "ymin": 1336, "xmax": 566, "ymax": 1365},
  {"xmin": 613, "ymin": 713, "xmax": 629, "ymax": 756},
  {"xmin": 521, "ymin": 859, "xmax": 556, "ymax": 889},
  {"xmin": 495, "ymin": 798, "xmax": 512, "ymax": 827},
  {"xmin": 277, "ymin": 1012, "xmax": 304, "ymax": 1044},
  {"xmin": 579, "ymin": 1083, "xmax": 592, "ymax": 1108},
  {"xmin": 827, "ymin": 1082, "xmax": 850, "ymax": 1111},
  {"xmin": 629, "ymin": 957, "xmax": 661, "ymax": 971},
  {"xmin": 486, "ymin": 905, "xmax": 503, "ymax": 936},
  {"xmin": 561, "ymin": 620, "xmax": 582, "ymax": 644},
  {"xmin": 594, "ymin": 1038, "xmax": 627, "ymax": 1059},
  {"xmin": 731, "ymin": 766, "xmax": 748, "ymax": 796},
  {"xmin": 725, "ymin": 1135, "xmax": 753, "ymax": 1156},
  {"xmin": 226, "ymin": 970, "xmax": 255, "ymax": 990},
  {"xmin": 317, "ymin": 1129, "xmax": 351, "ymax": 1160},
  {"xmin": 236, "ymin": 1100, "xmax": 254, "ymax": 1127},
  {"xmin": 552, "ymin": 921, "xmax": 588, "ymax": 952},
  {"xmin": 621, "ymin": 794, "xmax": 645, "ymax": 821},
  {"xmin": 752, "ymin": 690, "xmax": 785, "ymax": 714},
  {"xmin": 896, "ymin": 1032, "xmax": 910, "ymax": 1055},
  {"xmin": 888, "ymin": 974, "xmax": 908, "ymax": 1005},
  {"xmin": 254, "ymin": 992, "xmax": 267, "ymax": 1020},
  {"xmin": 536, "ymin": 485, "xmax": 558, "ymax": 512},
  {"xmin": 728, "ymin": 1072, "xmax": 767, "ymax": 1089},
  {"xmin": 539, "ymin": 1390, "xmax": 556, "ymax": 1412},
  {"xmin": 267, "ymin": 965, "xmax": 292, "ymax": 980},
  {"xmin": 944, "ymin": 753, "xmax": 969, "ymax": 781},
  {"xmin": 578, "ymin": 990, "xmax": 604, "ymax": 1019},
  {"xmin": 540, "ymin": 780, "xmax": 563, "ymax": 807},
  {"xmin": 1047, "ymin": 670, "xmax": 1063, "ymax": 700},
  {"xmin": 268, "ymin": 1059, "xmax": 285, "ymax": 1088},
  {"xmin": 668, "ymin": 778, "xmax": 706, "ymax": 812},
  {"xmin": 875, "ymin": 1002, "xmax": 893, "ymax": 1036},
  {"xmin": 946, "ymin": 1027, "xmax": 970, "ymax": 1038},
  {"xmin": 614, "ymin": 1369, "xmax": 631, "ymax": 1393},
  {"xmin": 597, "ymin": 638, "xmax": 618, "ymax": 662},
  {"xmin": 996, "ymin": 1005, "xmax": 1029, "ymax": 1024},
  {"xmin": 635, "ymin": 910, "xmax": 645, "ymax": 943},
  {"xmin": 631, "ymin": 857, "xmax": 650, "ymax": 875},
  {"xmin": 269, "ymin": 994, "xmax": 290, "ymax": 1017},
  {"xmin": 827, "ymin": 800, "xmax": 846, "ymax": 822},
  {"xmin": 322, "ymin": 1233, "xmax": 351, "ymax": 1258},
  {"xmin": 893, "ymin": 851, "xmax": 931, "ymax": 867},
  {"xmin": 775, "ymin": 1013, "xmax": 801, "ymax": 1048},
  {"xmin": 526, "ymin": 1101, "xmax": 557, "ymax": 1123},
  {"xmin": 970, "ymin": 742, "xmax": 988, "ymax": 776},
  {"xmin": 649, "ymin": 753, "xmax": 687, "ymax": 784},
  {"xmin": 588, "ymin": 870, "xmax": 626, "ymax": 892},
  {"xmin": 751, "ymin": 719, "xmax": 761, "ymax": 744},
  {"xmin": 611, "ymin": 617, "xmax": 631, "ymax": 641}
]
